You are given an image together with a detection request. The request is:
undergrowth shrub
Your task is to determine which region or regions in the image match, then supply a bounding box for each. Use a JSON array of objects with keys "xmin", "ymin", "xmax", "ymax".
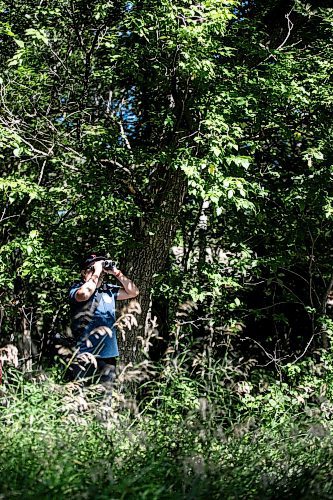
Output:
[{"xmin": 2, "ymin": 347, "xmax": 333, "ymax": 498}]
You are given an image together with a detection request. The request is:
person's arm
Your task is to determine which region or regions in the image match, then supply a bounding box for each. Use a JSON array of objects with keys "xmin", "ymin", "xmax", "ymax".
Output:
[
  {"xmin": 110, "ymin": 268, "xmax": 139, "ymax": 300},
  {"xmin": 75, "ymin": 261, "xmax": 104, "ymax": 302}
]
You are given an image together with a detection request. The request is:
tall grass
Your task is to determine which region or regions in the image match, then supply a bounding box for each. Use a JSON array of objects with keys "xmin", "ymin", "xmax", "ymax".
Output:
[{"xmin": 1, "ymin": 347, "xmax": 333, "ymax": 499}]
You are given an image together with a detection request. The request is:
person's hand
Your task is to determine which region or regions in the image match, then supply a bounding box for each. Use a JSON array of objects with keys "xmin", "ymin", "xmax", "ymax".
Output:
[
  {"xmin": 108, "ymin": 265, "xmax": 122, "ymax": 277},
  {"xmin": 92, "ymin": 260, "xmax": 104, "ymax": 276},
  {"xmin": 102, "ymin": 259, "xmax": 119, "ymax": 275}
]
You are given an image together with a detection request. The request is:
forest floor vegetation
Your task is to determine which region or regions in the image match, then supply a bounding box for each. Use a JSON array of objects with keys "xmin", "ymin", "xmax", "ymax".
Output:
[{"xmin": 1, "ymin": 348, "xmax": 333, "ymax": 499}]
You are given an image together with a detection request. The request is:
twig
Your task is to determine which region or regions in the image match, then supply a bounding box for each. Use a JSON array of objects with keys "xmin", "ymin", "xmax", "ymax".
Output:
[
  {"xmin": 0, "ymin": 214, "xmax": 20, "ymax": 224},
  {"xmin": 289, "ymin": 333, "xmax": 316, "ymax": 365},
  {"xmin": 276, "ymin": 9, "xmax": 294, "ymax": 51},
  {"xmin": 37, "ymin": 159, "xmax": 47, "ymax": 186},
  {"xmin": 119, "ymin": 119, "xmax": 132, "ymax": 151},
  {"xmin": 252, "ymin": 8, "xmax": 295, "ymax": 69}
]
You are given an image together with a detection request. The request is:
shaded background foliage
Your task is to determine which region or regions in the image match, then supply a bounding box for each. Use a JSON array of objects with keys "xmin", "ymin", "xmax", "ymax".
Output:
[{"xmin": 0, "ymin": 0, "xmax": 332, "ymax": 366}]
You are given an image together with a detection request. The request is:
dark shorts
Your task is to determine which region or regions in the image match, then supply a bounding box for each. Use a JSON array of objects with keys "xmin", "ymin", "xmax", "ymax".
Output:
[{"xmin": 66, "ymin": 355, "xmax": 117, "ymax": 383}]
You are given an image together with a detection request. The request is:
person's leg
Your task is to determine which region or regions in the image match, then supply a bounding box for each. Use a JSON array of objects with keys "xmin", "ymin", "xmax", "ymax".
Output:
[
  {"xmin": 65, "ymin": 352, "xmax": 99, "ymax": 384},
  {"xmin": 97, "ymin": 357, "xmax": 117, "ymax": 383},
  {"xmin": 100, "ymin": 357, "xmax": 117, "ymax": 367}
]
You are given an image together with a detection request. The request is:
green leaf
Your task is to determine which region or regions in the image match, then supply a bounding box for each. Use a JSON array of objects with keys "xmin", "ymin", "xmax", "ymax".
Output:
[
  {"xmin": 211, "ymin": 146, "xmax": 221, "ymax": 157},
  {"xmin": 14, "ymin": 39, "xmax": 25, "ymax": 48},
  {"xmin": 313, "ymin": 151, "xmax": 324, "ymax": 160}
]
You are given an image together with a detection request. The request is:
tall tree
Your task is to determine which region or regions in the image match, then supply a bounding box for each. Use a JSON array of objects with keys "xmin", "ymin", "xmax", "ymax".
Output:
[{"xmin": 0, "ymin": 0, "xmax": 332, "ymax": 367}]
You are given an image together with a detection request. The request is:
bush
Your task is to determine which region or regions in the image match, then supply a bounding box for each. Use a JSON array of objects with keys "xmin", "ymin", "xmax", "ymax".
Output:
[{"xmin": 2, "ymin": 351, "xmax": 333, "ymax": 499}]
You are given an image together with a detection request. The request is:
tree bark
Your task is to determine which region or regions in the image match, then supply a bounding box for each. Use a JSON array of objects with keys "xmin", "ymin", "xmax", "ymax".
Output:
[
  {"xmin": 120, "ymin": 167, "xmax": 187, "ymax": 363},
  {"xmin": 321, "ymin": 273, "xmax": 333, "ymax": 349},
  {"xmin": 19, "ymin": 307, "xmax": 33, "ymax": 371}
]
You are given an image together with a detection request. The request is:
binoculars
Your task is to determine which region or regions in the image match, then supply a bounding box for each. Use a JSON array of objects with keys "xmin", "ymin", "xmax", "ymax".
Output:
[{"xmin": 102, "ymin": 260, "xmax": 117, "ymax": 271}]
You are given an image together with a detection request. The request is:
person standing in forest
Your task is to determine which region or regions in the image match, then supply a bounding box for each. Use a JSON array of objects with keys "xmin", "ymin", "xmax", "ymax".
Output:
[{"xmin": 68, "ymin": 254, "xmax": 139, "ymax": 384}]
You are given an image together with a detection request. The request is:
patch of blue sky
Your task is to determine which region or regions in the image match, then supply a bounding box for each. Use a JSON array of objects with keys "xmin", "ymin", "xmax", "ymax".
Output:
[
  {"xmin": 55, "ymin": 116, "xmax": 65, "ymax": 125},
  {"xmin": 124, "ymin": 2, "xmax": 134, "ymax": 12},
  {"xmin": 112, "ymin": 86, "xmax": 138, "ymax": 135}
]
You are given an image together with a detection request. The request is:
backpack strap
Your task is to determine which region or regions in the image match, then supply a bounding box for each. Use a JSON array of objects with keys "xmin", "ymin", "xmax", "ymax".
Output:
[{"xmin": 75, "ymin": 290, "xmax": 104, "ymax": 338}]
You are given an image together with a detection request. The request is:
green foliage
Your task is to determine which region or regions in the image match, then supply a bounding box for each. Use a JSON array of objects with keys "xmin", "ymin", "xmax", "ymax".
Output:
[
  {"xmin": 0, "ymin": 0, "xmax": 332, "ymax": 420},
  {"xmin": 2, "ymin": 347, "xmax": 333, "ymax": 498},
  {"xmin": 1, "ymin": 1, "xmax": 333, "ymax": 497}
]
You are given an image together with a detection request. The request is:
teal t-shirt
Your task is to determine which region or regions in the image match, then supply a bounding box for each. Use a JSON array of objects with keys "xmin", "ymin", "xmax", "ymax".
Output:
[{"xmin": 69, "ymin": 282, "xmax": 120, "ymax": 358}]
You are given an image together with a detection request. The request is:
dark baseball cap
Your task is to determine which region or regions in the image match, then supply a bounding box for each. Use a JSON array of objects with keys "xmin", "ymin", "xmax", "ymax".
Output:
[{"xmin": 81, "ymin": 253, "xmax": 106, "ymax": 270}]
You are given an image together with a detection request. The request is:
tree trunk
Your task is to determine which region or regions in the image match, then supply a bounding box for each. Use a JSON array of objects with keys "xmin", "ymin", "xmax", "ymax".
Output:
[
  {"xmin": 120, "ymin": 167, "xmax": 187, "ymax": 362},
  {"xmin": 321, "ymin": 273, "xmax": 333, "ymax": 349},
  {"xmin": 19, "ymin": 307, "xmax": 33, "ymax": 371}
]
